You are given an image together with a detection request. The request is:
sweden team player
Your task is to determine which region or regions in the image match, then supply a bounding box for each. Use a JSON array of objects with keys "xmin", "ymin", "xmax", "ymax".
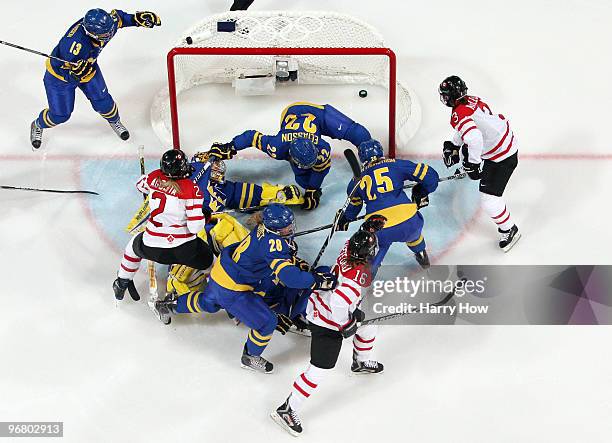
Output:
[
  {"xmin": 30, "ymin": 8, "xmax": 161, "ymax": 150},
  {"xmin": 155, "ymin": 204, "xmax": 337, "ymax": 373},
  {"xmin": 190, "ymin": 152, "xmax": 303, "ymax": 215},
  {"xmin": 337, "ymin": 140, "xmax": 440, "ymax": 273},
  {"xmin": 207, "ymin": 102, "xmax": 372, "ymax": 210}
]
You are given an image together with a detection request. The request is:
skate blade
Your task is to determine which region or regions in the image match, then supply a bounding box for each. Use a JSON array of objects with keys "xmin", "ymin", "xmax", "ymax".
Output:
[
  {"xmin": 350, "ymin": 368, "xmax": 385, "ymax": 375},
  {"xmin": 270, "ymin": 411, "xmax": 300, "ymax": 437},
  {"xmin": 240, "ymin": 363, "xmax": 274, "ymax": 374},
  {"xmin": 502, "ymin": 232, "xmax": 522, "ymax": 253}
]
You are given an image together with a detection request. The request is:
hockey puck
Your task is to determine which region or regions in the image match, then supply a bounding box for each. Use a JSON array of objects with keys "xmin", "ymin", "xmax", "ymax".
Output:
[
  {"xmin": 359, "ymin": 89, "xmax": 368, "ymax": 98},
  {"xmin": 186, "ymin": 36, "xmax": 193, "ymax": 45}
]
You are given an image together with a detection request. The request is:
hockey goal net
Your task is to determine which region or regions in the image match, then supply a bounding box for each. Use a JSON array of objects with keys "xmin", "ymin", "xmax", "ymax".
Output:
[{"xmin": 151, "ymin": 11, "xmax": 420, "ymax": 158}]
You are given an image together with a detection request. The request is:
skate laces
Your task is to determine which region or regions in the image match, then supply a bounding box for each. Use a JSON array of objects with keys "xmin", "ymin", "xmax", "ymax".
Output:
[
  {"xmin": 289, "ymin": 409, "xmax": 301, "ymax": 426},
  {"xmin": 500, "ymin": 231, "xmax": 511, "ymax": 242},
  {"xmin": 250, "ymin": 355, "xmax": 268, "ymax": 369},
  {"xmin": 363, "ymin": 360, "xmax": 379, "ymax": 369}
]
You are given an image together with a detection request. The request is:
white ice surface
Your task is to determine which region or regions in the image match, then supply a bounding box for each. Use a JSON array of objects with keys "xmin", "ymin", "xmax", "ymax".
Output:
[{"xmin": 1, "ymin": 1, "xmax": 611, "ymax": 442}]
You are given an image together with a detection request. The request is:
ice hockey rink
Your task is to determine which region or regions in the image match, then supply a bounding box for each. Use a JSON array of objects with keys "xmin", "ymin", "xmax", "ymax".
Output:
[{"xmin": 1, "ymin": 0, "xmax": 611, "ymax": 441}]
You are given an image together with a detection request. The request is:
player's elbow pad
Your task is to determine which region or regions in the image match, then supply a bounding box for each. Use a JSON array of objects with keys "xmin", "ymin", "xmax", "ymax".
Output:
[
  {"xmin": 277, "ymin": 266, "xmax": 315, "ymax": 289},
  {"xmin": 422, "ymin": 167, "xmax": 440, "ymax": 194},
  {"xmin": 345, "ymin": 123, "xmax": 372, "ymax": 147}
]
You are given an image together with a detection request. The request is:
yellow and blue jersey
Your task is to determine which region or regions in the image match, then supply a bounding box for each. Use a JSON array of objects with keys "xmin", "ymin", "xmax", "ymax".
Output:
[
  {"xmin": 210, "ymin": 225, "xmax": 315, "ymax": 292},
  {"xmin": 232, "ymin": 102, "xmax": 371, "ymax": 190},
  {"xmin": 46, "ymin": 10, "xmax": 136, "ymax": 83},
  {"xmin": 190, "ymin": 160, "xmax": 263, "ymax": 213},
  {"xmin": 344, "ymin": 159, "xmax": 439, "ymax": 227}
]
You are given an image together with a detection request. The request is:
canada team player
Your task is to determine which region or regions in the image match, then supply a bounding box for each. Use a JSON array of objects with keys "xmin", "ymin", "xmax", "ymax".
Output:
[
  {"xmin": 112, "ymin": 150, "xmax": 214, "ymax": 300},
  {"xmin": 271, "ymin": 225, "xmax": 384, "ymax": 437},
  {"xmin": 337, "ymin": 140, "xmax": 439, "ymax": 272},
  {"xmin": 30, "ymin": 8, "xmax": 161, "ymax": 150},
  {"xmin": 207, "ymin": 102, "xmax": 372, "ymax": 210},
  {"xmin": 439, "ymin": 76, "xmax": 521, "ymax": 251},
  {"xmin": 155, "ymin": 204, "xmax": 337, "ymax": 373}
]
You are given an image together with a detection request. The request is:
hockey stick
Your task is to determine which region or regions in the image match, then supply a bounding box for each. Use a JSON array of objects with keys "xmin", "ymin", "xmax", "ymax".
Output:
[
  {"xmin": 0, "ymin": 39, "xmax": 76, "ymax": 66},
  {"xmin": 1, "ymin": 185, "xmax": 99, "ymax": 195},
  {"xmin": 293, "ymin": 169, "xmax": 466, "ymax": 238},
  {"xmin": 138, "ymin": 145, "xmax": 158, "ymax": 304},
  {"xmin": 310, "ymin": 149, "xmax": 363, "ymax": 269},
  {"xmin": 361, "ymin": 278, "xmax": 465, "ymax": 325}
]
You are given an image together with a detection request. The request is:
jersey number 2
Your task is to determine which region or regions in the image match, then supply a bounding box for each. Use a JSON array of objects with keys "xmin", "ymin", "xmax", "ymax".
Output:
[{"xmin": 149, "ymin": 191, "xmax": 166, "ymax": 228}]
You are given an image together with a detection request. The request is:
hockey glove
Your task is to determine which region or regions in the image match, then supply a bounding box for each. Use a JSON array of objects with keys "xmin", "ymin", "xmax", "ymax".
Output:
[
  {"xmin": 134, "ymin": 11, "xmax": 162, "ymax": 28},
  {"xmin": 462, "ymin": 159, "xmax": 482, "ymax": 180},
  {"xmin": 334, "ymin": 209, "xmax": 350, "ymax": 232},
  {"xmin": 275, "ymin": 313, "xmax": 293, "ymax": 335},
  {"xmin": 301, "ymin": 189, "xmax": 322, "ymax": 210},
  {"xmin": 209, "ymin": 142, "xmax": 237, "ymax": 160},
  {"xmin": 411, "ymin": 183, "xmax": 430, "ymax": 209},
  {"xmin": 360, "ymin": 214, "xmax": 387, "ymax": 233},
  {"xmin": 443, "ymin": 141, "xmax": 461, "ymax": 168},
  {"xmin": 341, "ymin": 308, "xmax": 366, "ymax": 338},
  {"xmin": 68, "ymin": 59, "xmax": 95, "ymax": 82},
  {"xmin": 311, "ymin": 271, "xmax": 338, "ymax": 291},
  {"xmin": 293, "ymin": 256, "xmax": 311, "ymax": 272},
  {"xmin": 281, "ymin": 185, "xmax": 301, "ymax": 202}
]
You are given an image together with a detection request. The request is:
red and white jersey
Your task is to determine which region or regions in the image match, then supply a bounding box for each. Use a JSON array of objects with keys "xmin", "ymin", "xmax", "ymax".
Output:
[
  {"xmin": 136, "ymin": 170, "xmax": 206, "ymax": 248},
  {"xmin": 450, "ymin": 96, "xmax": 517, "ymax": 163},
  {"xmin": 306, "ymin": 241, "xmax": 372, "ymax": 331}
]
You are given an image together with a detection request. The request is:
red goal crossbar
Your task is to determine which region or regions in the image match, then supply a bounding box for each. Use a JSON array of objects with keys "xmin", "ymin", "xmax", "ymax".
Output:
[{"xmin": 166, "ymin": 47, "xmax": 397, "ymax": 157}]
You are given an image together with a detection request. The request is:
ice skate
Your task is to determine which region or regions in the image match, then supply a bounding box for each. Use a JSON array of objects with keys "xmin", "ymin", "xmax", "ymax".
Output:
[
  {"xmin": 270, "ymin": 397, "xmax": 302, "ymax": 437},
  {"xmin": 499, "ymin": 225, "xmax": 521, "ymax": 252},
  {"xmin": 241, "ymin": 345, "xmax": 274, "ymax": 374},
  {"xmin": 30, "ymin": 120, "xmax": 43, "ymax": 150},
  {"xmin": 153, "ymin": 294, "xmax": 176, "ymax": 325},
  {"xmin": 351, "ymin": 358, "xmax": 384, "ymax": 374},
  {"xmin": 414, "ymin": 250, "xmax": 430, "ymax": 269},
  {"xmin": 109, "ymin": 119, "xmax": 130, "ymax": 140}
]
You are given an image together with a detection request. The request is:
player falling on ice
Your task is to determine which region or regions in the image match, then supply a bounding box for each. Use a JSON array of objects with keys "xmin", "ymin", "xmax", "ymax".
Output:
[
  {"xmin": 113, "ymin": 149, "xmax": 214, "ymax": 300},
  {"xmin": 30, "ymin": 8, "xmax": 161, "ymax": 150},
  {"xmin": 190, "ymin": 151, "xmax": 304, "ymax": 214},
  {"xmin": 439, "ymin": 76, "xmax": 521, "ymax": 251},
  {"xmin": 271, "ymin": 224, "xmax": 384, "ymax": 437},
  {"xmin": 155, "ymin": 204, "xmax": 337, "ymax": 373},
  {"xmin": 207, "ymin": 102, "xmax": 372, "ymax": 210},
  {"xmin": 337, "ymin": 139, "xmax": 439, "ymax": 273}
]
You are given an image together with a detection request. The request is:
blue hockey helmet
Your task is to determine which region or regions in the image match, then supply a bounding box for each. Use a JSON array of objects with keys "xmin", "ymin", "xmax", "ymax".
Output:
[
  {"xmin": 289, "ymin": 138, "xmax": 318, "ymax": 169},
  {"xmin": 262, "ymin": 204, "xmax": 296, "ymax": 238},
  {"xmin": 83, "ymin": 9, "xmax": 116, "ymax": 43},
  {"xmin": 357, "ymin": 139, "xmax": 384, "ymax": 164}
]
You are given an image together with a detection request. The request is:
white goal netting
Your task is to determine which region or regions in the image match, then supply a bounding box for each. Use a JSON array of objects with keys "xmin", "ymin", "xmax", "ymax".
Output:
[{"xmin": 150, "ymin": 11, "xmax": 421, "ymax": 154}]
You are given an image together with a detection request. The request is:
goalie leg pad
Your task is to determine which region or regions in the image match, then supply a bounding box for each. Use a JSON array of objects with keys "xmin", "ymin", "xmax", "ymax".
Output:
[
  {"xmin": 209, "ymin": 214, "xmax": 250, "ymax": 250},
  {"xmin": 125, "ymin": 196, "xmax": 150, "ymax": 233}
]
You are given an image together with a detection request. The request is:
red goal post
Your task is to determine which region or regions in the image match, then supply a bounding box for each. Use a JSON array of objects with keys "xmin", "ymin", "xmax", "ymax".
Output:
[{"xmin": 166, "ymin": 46, "xmax": 398, "ymax": 156}]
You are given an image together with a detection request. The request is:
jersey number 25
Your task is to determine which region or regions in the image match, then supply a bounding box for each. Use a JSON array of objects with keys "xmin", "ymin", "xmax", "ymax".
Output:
[{"xmin": 360, "ymin": 167, "xmax": 393, "ymax": 200}]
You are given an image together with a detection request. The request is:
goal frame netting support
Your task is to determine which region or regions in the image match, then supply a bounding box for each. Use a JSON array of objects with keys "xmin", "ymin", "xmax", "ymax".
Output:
[{"xmin": 166, "ymin": 46, "xmax": 398, "ymax": 157}]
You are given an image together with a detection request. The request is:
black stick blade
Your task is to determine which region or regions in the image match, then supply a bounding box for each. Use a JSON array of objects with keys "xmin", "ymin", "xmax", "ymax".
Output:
[{"xmin": 343, "ymin": 149, "xmax": 362, "ymax": 179}]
